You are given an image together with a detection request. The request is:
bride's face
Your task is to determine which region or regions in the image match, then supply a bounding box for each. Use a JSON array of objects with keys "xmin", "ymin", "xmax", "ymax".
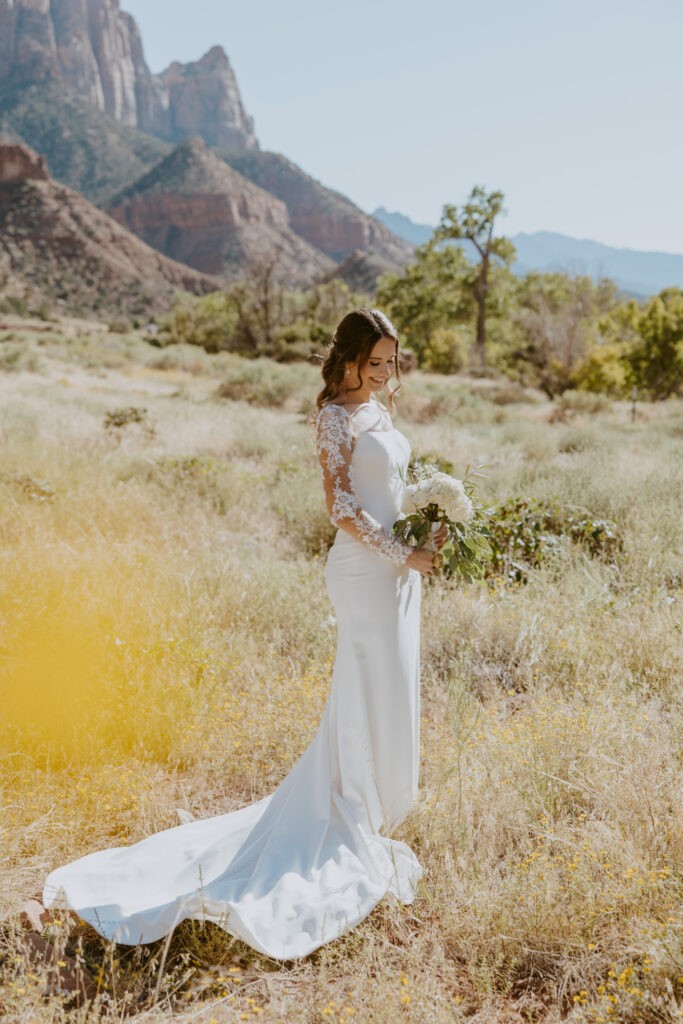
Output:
[{"xmin": 348, "ymin": 336, "xmax": 397, "ymax": 395}]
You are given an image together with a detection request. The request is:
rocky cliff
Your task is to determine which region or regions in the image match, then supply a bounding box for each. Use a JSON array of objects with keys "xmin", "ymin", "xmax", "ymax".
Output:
[
  {"xmin": 0, "ymin": 80, "xmax": 171, "ymax": 203},
  {"xmin": 222, "ymin": 150, "xmax": 414, "ymax": 266},
  {"xmin": 0, "ymin": 141, "xmax": 219, "ymax": 316},
  {"xmin": 106, "ymin": 137, "xmax": 334, "ymax": 286},
  {"xmin": 0, "ymin": 140, "xmax": 49, "ymax": 181},
  {"xmin": 1, "ymin": 2, "xmax": 413, "ymax": 289},
  {"xmin": 0, "ymin": 0, "xmax": 258, "ymax": 149}
]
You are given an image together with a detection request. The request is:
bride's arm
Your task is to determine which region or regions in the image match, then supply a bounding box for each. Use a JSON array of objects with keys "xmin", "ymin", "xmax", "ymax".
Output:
[{"xmin": 315, "ymin": 404, "xmax": 412, "ymax": 567}]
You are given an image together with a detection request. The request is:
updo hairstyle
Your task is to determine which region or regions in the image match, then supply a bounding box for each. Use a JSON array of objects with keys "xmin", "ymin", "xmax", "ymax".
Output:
[{"xmin": 315, "ymin": 308, "xmax": 402, "ymax": 412}]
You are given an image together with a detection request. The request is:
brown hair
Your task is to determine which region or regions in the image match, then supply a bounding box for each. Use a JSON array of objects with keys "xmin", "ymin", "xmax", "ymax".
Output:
[{"xmin": 315, "ymin": 308, "xmax": 402, "ymax": 412}]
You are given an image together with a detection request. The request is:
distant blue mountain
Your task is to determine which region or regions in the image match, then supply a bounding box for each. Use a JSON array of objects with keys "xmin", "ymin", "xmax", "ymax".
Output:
[
  {"xmin": 372, "ymin": 207, "xmax": 434, "ymax": 246},
  {"xmin": 372, "ymin": 209, "xmax": 683, "ymax": 299}
]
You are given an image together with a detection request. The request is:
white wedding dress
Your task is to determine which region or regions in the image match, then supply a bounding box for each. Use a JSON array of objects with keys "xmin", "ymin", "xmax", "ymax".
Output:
[{"xmin": 43, "ymin": 399, "xmax": 422, "ymax": 959}]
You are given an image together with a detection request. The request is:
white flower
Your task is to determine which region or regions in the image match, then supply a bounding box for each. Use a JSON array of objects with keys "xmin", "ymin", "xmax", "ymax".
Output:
[
  {"xmin": 404, "ymin": 470, "xmax": 473, "ymax": 522},
  {"xmin": 402, "ymin": 484, "xmax": 421, "ymax": 514}
]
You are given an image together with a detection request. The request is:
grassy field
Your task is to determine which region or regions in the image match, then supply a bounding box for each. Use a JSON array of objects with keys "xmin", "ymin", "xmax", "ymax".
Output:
[{"xmin": 1, "ymin": 318, "xmax": 681, "ymax": 1023}]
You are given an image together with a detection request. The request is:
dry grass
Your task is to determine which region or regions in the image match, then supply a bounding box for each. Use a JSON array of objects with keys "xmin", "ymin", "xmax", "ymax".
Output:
[{"xmin": 0, "ymin": 320, "xmax": 681, "ymax": 1023}]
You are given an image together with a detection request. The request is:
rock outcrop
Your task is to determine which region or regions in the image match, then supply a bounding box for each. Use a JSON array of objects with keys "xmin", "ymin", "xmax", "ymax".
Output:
[
  {"xmin": 106, "ymin": 137, "xmax": 334, "ymax": 286},
  {"xmin": 0, "ymin": 141, "xmax": 49, "ymax": 181},
  {"xmin": 0, "ymin": 2, "xmax": 415, "ymax": 284},
  {"xmin": 0, "ymin": 80, "xmax": 171, "ymax": 203},
  {"xmin": 0, "ymin": 141, "xmax": 219, "ymax": 316},
  {"xmin": 0, "ymin": 0, "xmax": 258, "ymax": 149},
  {"xmin": 153, "ymin": 47, "xmax": 256, "ymax": 149},
  {"xmin": 221, "ymin": 150, "xmax": 414, "ymax": 265}
]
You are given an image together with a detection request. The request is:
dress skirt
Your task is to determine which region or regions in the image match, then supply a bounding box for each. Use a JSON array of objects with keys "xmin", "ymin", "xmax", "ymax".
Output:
[{"xmin": 43, "ymin": 532, "xmax": 422, "ymax": 959}]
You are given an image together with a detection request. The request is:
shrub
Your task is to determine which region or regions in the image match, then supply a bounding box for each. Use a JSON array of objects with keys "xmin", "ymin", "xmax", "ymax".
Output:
[
  {"xmin": 422, "ymin": 327, "xmax": 470, "ymax": 374},
  {"xmin": 553, "ymin": 389, "xmax": 612, "ymax": 416},
  {"xmin": 157, "ymin": 292, "xmax": 239, "ymax": 353},
  {"xmin": 0, "ymin": 344, "xmax": 44, "ymax": 373},
  {"xmin": 2, "ymin": 472, "xmax": 56, "ymax": 502},
  {"xmin": 273, "ymin": 321, "xmax": 326, "ymax": 363},
  {"xmin": 623, "ymin": 288, "xmax": 683, "ymax": 399},
  {"xmin": 404, "ymin": 387, "xmax": 490, "ymax": 425},
  {"xmin": 108, "ymin": 317, "xmax": 132, "ymax": 333},
  {"xmin": 0, "ymin": 295, "xmax": 28, "ymax": 316},
  {"xmin": 489, "ymin": 383, "xmax": 534, "ymax": 405},
  {"xmin": 572, "ymin": 343, "xmax": 628, "ymax": 396},
  {"xmin": 216, "ymin": 358, "xmax": 317, "ymax": 408},
  {"xmin": 486, "ymin": 496, "xmax": 620, "ymax": 582},
  {"xmin": 103, "ymin": 407, "xmax": 155, "ymax": 440}
]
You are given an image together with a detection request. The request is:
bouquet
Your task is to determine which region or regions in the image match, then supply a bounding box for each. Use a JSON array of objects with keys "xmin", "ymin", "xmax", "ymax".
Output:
[{"xmin": 393, "ymin": 461, "xmax": 492, "ymax": 583}]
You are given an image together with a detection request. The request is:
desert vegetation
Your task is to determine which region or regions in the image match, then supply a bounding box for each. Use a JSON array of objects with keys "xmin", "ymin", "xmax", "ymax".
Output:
[
  {"xmin": 145, "ymin": 191, "xmax": 683, "ymax": 403},
  {"xmin": 0, "ymin": 320, "xmax": 681, "ymax": 1023}
]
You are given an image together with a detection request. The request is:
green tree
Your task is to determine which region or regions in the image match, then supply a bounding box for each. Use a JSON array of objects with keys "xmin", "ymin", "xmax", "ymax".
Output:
[
  {"xmin": 375, "ymin": 241, "xmax": 472, "ymax": 361},
  {"xmin": 623, "ymin": 287, "xmax": 683, "ymax": 399},
  {"xmin": 434, "ymin": 187, "xmax": 516, "ymax": 365},
  {"xmin": 501, "ymin": 272, "xmax": 619, "ymax": 395},
  {"xmin": 156, "ymin": 291, "xmax": 238, "ymax": 352}
]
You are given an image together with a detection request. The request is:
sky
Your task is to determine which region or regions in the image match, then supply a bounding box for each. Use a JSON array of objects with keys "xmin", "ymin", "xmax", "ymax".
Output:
[{"xmin": 123, "ymin": 0, "xmax": 683, "ymax": 254}]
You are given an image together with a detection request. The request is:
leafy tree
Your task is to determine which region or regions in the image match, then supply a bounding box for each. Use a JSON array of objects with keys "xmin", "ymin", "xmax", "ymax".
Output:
[
  {"xmin": 228, "ymin": 254, "xmax": 290, "ymax": 355},
  {"xmin": 571, "ymin": 343, "xmax": 628, "ymax": 395},
  {"xmin": 375, "ymin": 241, "xmax": 472, "ymax": 361},
  {"xmin": 156, "ymin": 291, "xmax": 238, "ymax": 352},
  {"xmin": 434, "ymin": 187, "xmax": 516, "ymax": 365},
  {"xmin": 589, "ymin": 288, "xmax": 683, "ymax": 399},
  {"xmin": 622, "ymin": 287, "xmax": 683, "ymax": 399},
  {"xmin": 422, "ymin": 327, "xmax": 470, "ymax": 374},
  {"xmin": 155, "ymin": 266, "xmax": 364, "ymax": 361},
  {"xmin": 501, "ymin": 272, "xmax": 619, "ymax": 395}
]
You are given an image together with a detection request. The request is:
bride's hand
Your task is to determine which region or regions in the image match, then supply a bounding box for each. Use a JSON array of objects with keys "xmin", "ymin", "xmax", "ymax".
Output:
[
  {"xmin": 433, "ymin": 522, "xmax": 448, "ymax": 548},
  {"xmin": 405, "ymin": 547, "xmax": 439, "ymax": 575}
]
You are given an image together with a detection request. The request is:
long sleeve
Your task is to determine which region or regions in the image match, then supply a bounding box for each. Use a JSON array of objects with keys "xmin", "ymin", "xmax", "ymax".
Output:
[{"xmin": 315, "ymin": 404, "xmax": 411, "ymax": 567}]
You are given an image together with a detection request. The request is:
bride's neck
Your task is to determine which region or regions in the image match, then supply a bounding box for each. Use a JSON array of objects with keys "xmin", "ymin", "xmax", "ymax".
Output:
[{"xmin": 334, "ymin": 389, "xmax": 374, "ymax": 406}]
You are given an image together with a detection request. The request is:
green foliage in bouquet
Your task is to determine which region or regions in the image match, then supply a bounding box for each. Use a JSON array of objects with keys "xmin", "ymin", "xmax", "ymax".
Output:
[{"xmin": 393, "ymin": 457, "xmax": 492, "ymax": 584}]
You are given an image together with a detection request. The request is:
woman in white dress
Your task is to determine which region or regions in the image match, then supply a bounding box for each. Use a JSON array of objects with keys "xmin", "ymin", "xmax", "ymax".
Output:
[{"xmin": 41, "ymin": 308, "xmax": 443, "ymax": 960}]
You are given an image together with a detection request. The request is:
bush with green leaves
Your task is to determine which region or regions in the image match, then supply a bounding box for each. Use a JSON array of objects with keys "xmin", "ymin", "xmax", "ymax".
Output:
[
  {"xmin": 622, "ymin": 287, "xmax": 683, "ymax": 399},
  {"xmin": 486, "ymin": 496, "xmax": 621, "ymax": 582},
  {"xmin": 422, "ymin": 326, "xmax": 470, "ymax": 374},
  {"xmin": 103, "ymin": 406, "xmax": 149, "ymax": 430},
  {"xmin": 156, "ymin": 292, "xmax": 238, "ymax": 353},
  {"xmin": 273, "ymin": 320, "xmax": 328, "ymax": 363},
  {"xmin": 587, "ymin": 287, "xmax": 683, "ymax": 400},
  {"xmin": 571, "ymin": 342, "xmax": 628, "ymax": 396},
  {"xmin": 216, "ymin": 357, "xmax": 318, "ymax": 408}
]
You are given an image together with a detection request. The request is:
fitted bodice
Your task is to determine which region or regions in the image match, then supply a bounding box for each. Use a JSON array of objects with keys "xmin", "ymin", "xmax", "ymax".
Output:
[
  {"xmin": 344, "ymin": 404, "xmax": 411, "ymax": 532},
  {"xmin": 315, "ymin": 399, "xmax": 412, "ymax": 567}
]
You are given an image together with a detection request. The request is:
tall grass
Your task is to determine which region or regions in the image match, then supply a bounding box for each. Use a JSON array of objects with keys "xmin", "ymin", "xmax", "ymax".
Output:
[{"xmin": 1, "ymin": 324, "xmax": 681, "ymax": 1023}]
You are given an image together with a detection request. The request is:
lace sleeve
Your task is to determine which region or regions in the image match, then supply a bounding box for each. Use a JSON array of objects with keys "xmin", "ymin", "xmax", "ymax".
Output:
[{"xmin": 315, "ymin": 404, "xmax": 411, "ymax": 567}]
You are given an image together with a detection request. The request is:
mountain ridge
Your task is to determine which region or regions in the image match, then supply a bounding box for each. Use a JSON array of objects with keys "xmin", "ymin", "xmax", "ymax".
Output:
[
  {"xmin": 106, "ymin": 137, "xmax": 335, "ymax": 285},
  {"xmin": 0, "ymin": 141, "xmax": 218, "ymax": 317},
  {"xmin": 0, "ymin": 0, "xmax": 258, "ymax": 149},
  {"xmin": 221, "ymin": 150, "xmax": 414, "ymax": 266},
  {"xmin": 0, "ymin": 2, "xmax": 414, "ymax": 289},
  {"xmin": 372, "ymin": 208, "xmax": 683, "ymax": 297}
]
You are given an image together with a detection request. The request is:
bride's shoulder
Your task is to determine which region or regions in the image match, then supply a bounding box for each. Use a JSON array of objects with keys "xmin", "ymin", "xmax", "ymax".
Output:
[
  {"xmin": 315, "ymin": 403, "xmax": 357, "ymax": 449},
  {"xmin": 315, "ymin": 402, "xmax": 351, "ymax": 428},
  {"xmin": 317, "ymin": 400, "xmax": 349, "ymax": 416},
  {"xmin": 315, "ymin": 398, "xmax": 391, "ymax": 436}
]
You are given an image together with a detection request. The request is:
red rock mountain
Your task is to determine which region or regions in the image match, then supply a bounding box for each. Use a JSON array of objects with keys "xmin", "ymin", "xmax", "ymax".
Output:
[
  {"xmin": 0, "ymin": 141, "xmax": 218, "ymax": 316},
  {"xmin": 0, "ymin": 1, "xmax": 414, "ymax": 289},
  {"xmin": 222, "ymin": 150, "xmax": 414, "ymax": 266},
  {"xmin": 0, "ymin": 0, "xmax": 257, "ymax": 149},
  {"xmin": 106, "ymin": 137, "xmax": 334, "ymax": 286}
]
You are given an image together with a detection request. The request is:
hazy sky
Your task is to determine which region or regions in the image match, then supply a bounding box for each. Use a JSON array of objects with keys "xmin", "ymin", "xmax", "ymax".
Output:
[{"xmin": 123, "ymin": 0, "xmax": 683, "ymax": 253}]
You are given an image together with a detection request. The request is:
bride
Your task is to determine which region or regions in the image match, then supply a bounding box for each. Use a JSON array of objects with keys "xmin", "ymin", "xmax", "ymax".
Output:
[{"xmin": 41, "ymin": 308, "xmax": 444, "ymax": 960}]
